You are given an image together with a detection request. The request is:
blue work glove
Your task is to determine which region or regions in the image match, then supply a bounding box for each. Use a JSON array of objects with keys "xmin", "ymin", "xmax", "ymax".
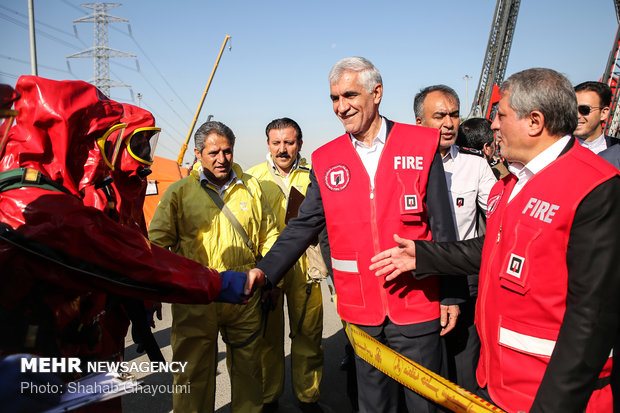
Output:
[
  {"xmin": 0, "ymin": 354, "xmax": 64, "ymax": 412},
  {"xmin": 216, "ymin": 271, "xmax": 248, "ymax": 303}
]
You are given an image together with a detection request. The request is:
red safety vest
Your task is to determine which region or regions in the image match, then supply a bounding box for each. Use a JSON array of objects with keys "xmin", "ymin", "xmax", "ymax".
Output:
[
  {"xmin": 476, "ymin": 143, "xmax": 617, "ymax": 412},
  {"xmin": 312, "ymin": 122, "xmax": 441, "ymax": 325}
]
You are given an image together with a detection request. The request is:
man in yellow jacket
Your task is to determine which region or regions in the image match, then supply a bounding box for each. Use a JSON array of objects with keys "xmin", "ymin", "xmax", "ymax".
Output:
[
  {"xmin": 247, "ymin": 118, "xmax": 324, "ymax": 412},
  {"xmin": 148, "ymin": 121, "xmax": 279, "ymax": 413}
]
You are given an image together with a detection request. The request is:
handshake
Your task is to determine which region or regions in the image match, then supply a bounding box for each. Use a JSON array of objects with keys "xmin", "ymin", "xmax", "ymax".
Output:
[
  {"xmin": 216, "ymin": 268, "xmax": 267, "ymax": 304},
  {"xmin": 219, "ymin": 234, "xmax": 417, "ymax": 304}
]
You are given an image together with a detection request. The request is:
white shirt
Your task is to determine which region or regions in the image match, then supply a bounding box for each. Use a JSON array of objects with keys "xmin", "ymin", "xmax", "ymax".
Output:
[
  {"xmin": 350, "ymin": 117, "xmax": 387, "ymax": 189},
  {"xmin": 508, "ymin": 135, "xmax": 571, "ymax": 202},
  {"xmin": 442, "ymin": 145, "xmax": 497, "ymax": 240},
  {"xmin": 200, "ymin": 168, "xmax": 239, "ymax": 196},
  {"xmin": 577, "ymin": 133, "xmax": 607, "ymax": 154}
]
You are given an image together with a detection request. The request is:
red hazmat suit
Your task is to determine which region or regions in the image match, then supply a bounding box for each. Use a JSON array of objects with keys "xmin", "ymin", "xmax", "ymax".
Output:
[
  {"xmin": 0, "ymin": 76, "xmax": 223, "ymax": 358},
  {"xmin": 80, "ymin": 103, "xmax": 162, "ymax": 371},
  {"xmin": 111, "ymin": 103, "xmax": 159, "ymax": 233}
]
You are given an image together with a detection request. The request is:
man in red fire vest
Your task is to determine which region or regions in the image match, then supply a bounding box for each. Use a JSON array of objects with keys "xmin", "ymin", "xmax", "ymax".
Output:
[
  {"xmin": 371, "ymin": 68, "xmax": 619, "ymax": 413},
  {"xmin": 250, "ymin": 56, "xmax": 466, "ymax": 413}
]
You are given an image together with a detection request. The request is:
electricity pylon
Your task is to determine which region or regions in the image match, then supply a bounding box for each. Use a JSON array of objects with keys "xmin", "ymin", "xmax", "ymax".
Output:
[{"xmin": 67, "ymin": 3, "xmax": 135, "ymax": 97}]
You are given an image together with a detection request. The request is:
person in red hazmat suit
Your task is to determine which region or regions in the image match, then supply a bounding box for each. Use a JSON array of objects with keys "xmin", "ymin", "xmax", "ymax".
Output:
[
  {"xmin": 103, "ymin": 103, "xmax": 164, "ymax": 358},
  {"xmin": 79, "ymin": 103, "xmax": 165, "ymax": 372},
  {"xmin": 77, "ymin": 102, "xmax": 162, "ymax": 412},
  {"xmin": 0, "ymin": 76, "xmax": 263, "ymax": 367}
]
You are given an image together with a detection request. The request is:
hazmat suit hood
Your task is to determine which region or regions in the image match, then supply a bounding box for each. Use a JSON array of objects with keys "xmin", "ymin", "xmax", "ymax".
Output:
[
  {"xmin": 115, "ymin": 103, "xmax": 157, "ymax": 187},
  {"xmin": 0, "ymin": 76, "xmax": 124, "ymax": 197},
  {"xmin": 0, "ymin": 84, "xmax": 19, "ymax": 108},
  {"xmin": 111, "ymin": 103, "xmax": 159, "ymax": 232}
]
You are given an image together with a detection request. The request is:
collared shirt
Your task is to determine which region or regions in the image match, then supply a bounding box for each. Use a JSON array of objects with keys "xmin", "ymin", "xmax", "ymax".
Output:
[
  {"xmin": 268, "ymin": 153, "xmax": 300, "ymax": 186},
  {"xmin": 442, "ymin": 145, "xmax": 497, "ymax": 240},
  {"xmin": 508, "ymin": 135, "xmax": 571, "ymax": 202},
  {"xmin": 577, "ymin": 133, "xmax": 607, "ymax": 154},
  {"xmin": 350, "ymin": 117, "xmax": 387, "ymax": 189},
  {"xmin": 200, "ymin": 168, "xmax": 238, "ymax": 196}
]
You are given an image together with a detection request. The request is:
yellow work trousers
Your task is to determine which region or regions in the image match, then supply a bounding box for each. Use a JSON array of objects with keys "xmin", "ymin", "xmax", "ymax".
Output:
[
  {"xmin": 259, "ymin": 269, "xmax": 324, "ymax": 403},
  {"xmin": 170, "ymin": 292, "xmax": 263, "ymax": 413}
]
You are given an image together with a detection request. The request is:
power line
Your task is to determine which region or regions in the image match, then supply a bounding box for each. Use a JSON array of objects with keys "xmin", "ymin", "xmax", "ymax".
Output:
[
  {"xmin": 67, "ymin": 3, "xmax": 135, "ymax": 97},
  {"xmin": 110, "ymin": 59, "xmax": 139, "ymax": 72},
  {"xmin": 0, "ymin": 11, "xmax": 82, "ymax": 51},
  {"xmin": 59, "ymin": 0, "xmax": 88, "ymax": 15},
  {"xmin": 0, "ymin": 4, "xmax": 78, "ymax": 39},
  {"xmin": 125, "ymin": 33, "xmax": 194, "ymax": 116},
  {"xmin": 141, "ymin": 101, "xmax": 187, "ymax": 143},
  {"xmin": 107, "ymin": 20, "xmax": 194, "ymax": 117},
  {"xmin": 137, "ymin": 69, "xmax": 191, "ymax": 130},
  {"xmin": 113, "ymin": 98, "xmax": 181, "ymax": 155},
  {"xmin": 0, "ymin": 54, "xmax": 77, "ymax": 76},
  {"xmin": 58, "ymin": 0, "xmax": 193, "ymax": 132},
  {"xmin": 0, "ymin": 71, "xmax": 20, "ymax": 80},
  {"xmin": 54, "ymin": 0, "xmax": 191, "ymax": 150}
]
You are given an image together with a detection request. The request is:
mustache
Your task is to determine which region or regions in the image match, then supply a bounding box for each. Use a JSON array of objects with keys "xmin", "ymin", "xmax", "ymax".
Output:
[{"xmin": 276, "ymin": 153, "xmax": 291, "ymax": 158}]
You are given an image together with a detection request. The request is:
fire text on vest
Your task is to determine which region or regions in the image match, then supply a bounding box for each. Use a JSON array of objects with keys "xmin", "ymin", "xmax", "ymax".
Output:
[
  {"xmin": 521, "ymin": 197, "xmax": 560, "ymax": 223},
  {"xmin": 394, "ymin": 156, "xmax": 423, "ymax": 170}
]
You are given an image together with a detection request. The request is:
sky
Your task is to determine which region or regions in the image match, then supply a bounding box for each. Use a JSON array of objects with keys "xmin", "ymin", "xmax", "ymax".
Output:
[{"xmin": 1, "ymin": 0, "xmax": 617, "ymax": 170}]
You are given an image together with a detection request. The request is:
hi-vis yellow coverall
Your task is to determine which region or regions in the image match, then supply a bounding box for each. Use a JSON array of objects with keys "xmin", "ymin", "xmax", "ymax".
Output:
[
  {"xmin": 247, "ymin": 155, "xmax": 324, "ymax": 404},
  {"xmin": 149, "ymin": 163, "xmax": 279, "ymax": 413}
]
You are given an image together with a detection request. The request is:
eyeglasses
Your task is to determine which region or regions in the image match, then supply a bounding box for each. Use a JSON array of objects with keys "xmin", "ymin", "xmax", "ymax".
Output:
[{"xmin": 577, "ymin": 105, "xmax": 604, "ymax": 116}]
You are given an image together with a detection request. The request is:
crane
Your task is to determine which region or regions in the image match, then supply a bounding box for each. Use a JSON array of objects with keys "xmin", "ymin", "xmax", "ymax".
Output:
[
  {"xmin": 468, "ymin": 0, "xmax": 521, "ymax": 120},
  {"xmin": 602, "ymin": 0, "xmax": 620, "ymax": 137},
  {"xmin": 177, "ymin": 35, "xmax": 232, "ymax": 167}
]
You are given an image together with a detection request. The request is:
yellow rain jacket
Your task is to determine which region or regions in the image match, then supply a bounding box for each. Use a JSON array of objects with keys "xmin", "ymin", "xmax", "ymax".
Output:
[
  {"xmin": 247, "ymin": 155, "xmax": 323, "ymax": 404},
  {"xmin": 149, "ymin": 163, "xmax": 279, "ymax": 413}
]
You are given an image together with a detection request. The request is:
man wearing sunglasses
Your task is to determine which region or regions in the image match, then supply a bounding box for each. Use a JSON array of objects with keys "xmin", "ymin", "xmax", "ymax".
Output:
[{"xmin": 573, "ymin": 81, "xmax": 619, "ymax": 153}]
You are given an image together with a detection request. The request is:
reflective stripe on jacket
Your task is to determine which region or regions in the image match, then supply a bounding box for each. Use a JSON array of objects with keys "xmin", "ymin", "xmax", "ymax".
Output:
[{"xmin": 478, "ymin": 143, "xmax": 616, "ymax": 412}]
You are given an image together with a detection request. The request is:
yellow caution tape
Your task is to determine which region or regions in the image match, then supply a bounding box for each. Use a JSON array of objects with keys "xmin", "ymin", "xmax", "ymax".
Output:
[{"xmin": 325, "ymin": 278, "xmax": 504, "ymax": 412}]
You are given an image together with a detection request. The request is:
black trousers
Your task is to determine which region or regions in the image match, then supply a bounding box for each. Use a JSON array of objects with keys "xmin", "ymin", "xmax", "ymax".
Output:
[
  {"xmin": 444, "ymin": 298, "xmax": 480, "ymax": 393},
  {"xmin": 354, "ymin": 319, "xmax": 443, "ymax": 413}
]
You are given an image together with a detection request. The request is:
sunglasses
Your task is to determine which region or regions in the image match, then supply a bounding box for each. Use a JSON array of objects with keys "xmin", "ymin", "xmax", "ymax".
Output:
[{"xmin": 577, "ymin": 105, "xmax": 604, "ymax": 116}]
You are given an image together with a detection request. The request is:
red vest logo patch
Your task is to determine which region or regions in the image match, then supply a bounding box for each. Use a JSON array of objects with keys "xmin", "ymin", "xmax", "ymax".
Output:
[
  {"xmin": 487, "ymin": 190, "xmax": 503, "ymax": 217},
  {"xmin": 506, "ymin": 253, "xmax": 525, "ymax": 278},
  {"xmin": 324, "ymin": 164, "xmax": 350, "ymax": 191},
  {"xmin": 404, "ymin": 195, "xmax": 418, "ymax": 210}
]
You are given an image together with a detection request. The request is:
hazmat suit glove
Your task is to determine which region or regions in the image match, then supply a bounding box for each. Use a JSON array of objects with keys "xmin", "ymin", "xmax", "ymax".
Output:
[{"xmin": 216, "ymin": 271, "xmax": 249, "ymax": 303}]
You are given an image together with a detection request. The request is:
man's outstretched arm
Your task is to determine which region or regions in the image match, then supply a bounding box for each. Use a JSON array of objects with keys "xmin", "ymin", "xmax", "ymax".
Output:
[{"xmin": 370, "ymin": 235, "xmax": 484, "ymax": 280}]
